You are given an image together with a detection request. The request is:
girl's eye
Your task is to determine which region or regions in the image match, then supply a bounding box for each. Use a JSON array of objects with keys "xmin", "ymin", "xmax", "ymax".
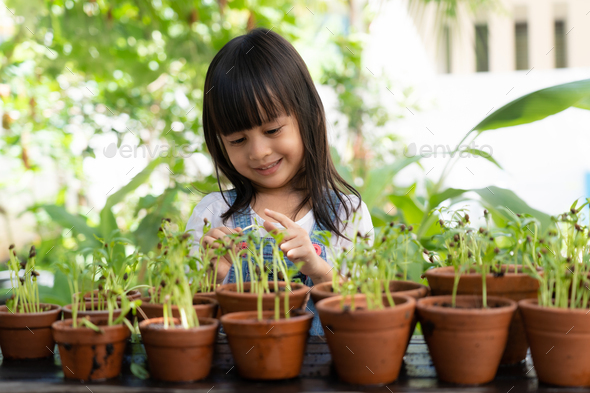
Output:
[
  {"xmin": 229, "ymin": 138, "xmax": 245, "ymax": 145},
  {"xmin": 266, "ymin": 127, "xmax": 282, "ymax": 135}
]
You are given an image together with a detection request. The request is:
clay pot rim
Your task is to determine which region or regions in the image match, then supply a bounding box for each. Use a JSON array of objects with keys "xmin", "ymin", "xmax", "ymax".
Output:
[
  {"xmin": 52, "ymin": 318, "xmax": 129, "ymax": 332},
  {"xmin": 139, "ymin": 296, "xmax": 218, "ymax": 306},
  {"xmin": 220, "ymin": 310, "xmax": 313, "ymax": 326},
  {"xmin": 139, "ymin": 316, "xmax": 219, "ymax": 331},
  {"xmin": 518, "ymin": 298, "xmax": 590, "ymax": 314},
  {"xmin": 417, "ymin": 295, "xmax": 517, "ymax": 315},
  {"xmin": 63, "ymin": 302, "xmax": 120, "ymax": 312},
  {"xmin": 425, "ymin": 265, "xmax": 541, "ymax": 279},
  {"xmin": 0, "ymin": 303, "xmax": 61, "ymax": 316},
  {"xmin": 313, "ymin": 280, "xmax": 429, "ymax": 293},
  {"xmin": 216, "ymin": 282, "xmax": 309, "ymax": 298},
  {"xmin": 315, "ymin": 293, "xmax": 416, "ymax": 316}
]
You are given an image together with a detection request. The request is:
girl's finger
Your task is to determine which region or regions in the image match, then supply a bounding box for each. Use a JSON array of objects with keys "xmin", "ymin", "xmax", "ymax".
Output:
[
  {"xmin": 286, "ymin": 247, "xmax": 304, "ymax": 261},
  {"xmin": 280, "ymin": 239, "xmax": 304, "ymax": 252},
  {"xmin": 263, "ymin": 220, "xmax": 280, "ymax": 235},
  {"xmin": 264, "ymin": 209, "xmax": 297, "ymax": 229}
]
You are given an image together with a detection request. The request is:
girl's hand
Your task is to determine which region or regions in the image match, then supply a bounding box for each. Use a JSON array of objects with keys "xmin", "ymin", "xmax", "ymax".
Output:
[
  {"xmin": 201, "ymin": 226, "xmax": 243, "ymax": 283},
  {"xmin": 263, "ymin": 209, "xmax": 331, "ymax": 283}
]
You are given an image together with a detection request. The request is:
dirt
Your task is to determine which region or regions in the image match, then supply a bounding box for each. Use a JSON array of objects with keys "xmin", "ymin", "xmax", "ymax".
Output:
[
  {"xmin": 439, "ymin": 302, "xmax": 504, "ymax": 309},
  {"xmin": 63, "ymin": 343, "xmax": 72, "ymax": 351}
]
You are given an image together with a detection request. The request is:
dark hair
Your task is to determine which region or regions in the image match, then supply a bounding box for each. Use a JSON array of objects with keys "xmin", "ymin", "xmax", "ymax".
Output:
[{"xmin": 202, "ymin": 28, "xmax": 362, "ymax": 240}]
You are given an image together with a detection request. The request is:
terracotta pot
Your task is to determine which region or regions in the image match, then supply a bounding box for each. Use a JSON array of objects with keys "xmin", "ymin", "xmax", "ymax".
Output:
[
  {"xmin": 52, "ymin": 319, "xmax": 130, "ymax": 381},
  {"xmin": 0, "ymin": 304, "xmax": 61, "ymax": 359},
  {"xmin": 424, "ymin": 265, "xmax": 538, "ymax": 364},
  {"xmin": 63, "ymin": 301, "xmax": 122, "ymax": 321},
  {"xmin": 519, "ymin": 298, "xmax": 590, "ymax": 386},
  {"xmin": 221, "ymin": 310, "xmax": 313, "ymax": 380},
  {"xmin": 216, "ymin": 282, "xmax": 309, "ymax": 315},
  {"xmin": 416, "ymin": 295, "xmax": 516, "ymax": 384},
  {"xmin": 311, "ymin": 280, "xmax": 428, "ymax": 345},
  {"xmin": 316, "ymin": 294, "xmax": 415, "ymax": 385},
  {"xmin": 136, "ymin": 295, "xmax": 218, "ymax": 321},
  {"xmin": 310, "ymin": 280, "xmax": 429, "ymax": 304},
  {"xmin": 139, "ymin": 317, "xmax": 219, "ymax": 382},
  {"xmin": 83, "ymin": 289, "xmax": 141, "ymax": 302},
  {"xmin": 194, "ymin": 291, "xmax": 221, "ymax": 318}
]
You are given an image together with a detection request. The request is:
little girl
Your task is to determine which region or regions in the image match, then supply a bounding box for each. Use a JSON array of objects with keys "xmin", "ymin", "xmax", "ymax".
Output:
[{"xmin": 186, "ymin": 28, "xmax": 373, "ymax": 335}]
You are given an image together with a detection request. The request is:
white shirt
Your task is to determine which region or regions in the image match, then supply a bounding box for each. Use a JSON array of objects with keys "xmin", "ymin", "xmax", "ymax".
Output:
[{"xmin": 185, "ymin": 192, "xmax": 374, "ymax": 283}]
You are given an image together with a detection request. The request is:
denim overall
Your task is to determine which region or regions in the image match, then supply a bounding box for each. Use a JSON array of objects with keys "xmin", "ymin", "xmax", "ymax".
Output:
[{"xmin": 225, "ymin": 189, "xmax": 340, "ymax": 336}]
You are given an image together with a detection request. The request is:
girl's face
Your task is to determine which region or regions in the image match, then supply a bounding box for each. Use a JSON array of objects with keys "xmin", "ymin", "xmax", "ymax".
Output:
[{"xmin": 220, "ymin": 114, "xmax": 304, "ymax": 192}]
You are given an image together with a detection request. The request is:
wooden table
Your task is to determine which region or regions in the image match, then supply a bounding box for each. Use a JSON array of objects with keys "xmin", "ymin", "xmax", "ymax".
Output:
[{"xmin": 0, "ymin": 335, "xmax": 554, "ymax": 392}]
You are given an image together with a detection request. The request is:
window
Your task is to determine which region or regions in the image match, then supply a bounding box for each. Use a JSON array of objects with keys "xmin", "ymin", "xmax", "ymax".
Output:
[
  {"xmin": 475, "ymin": 24, "xmax": 489, "ymax": 72},
  {"xmin": 555, "ymin": 21, "xmax": 567, "ymax": 68},
  {"xmin": 515, "ymin": 23, "xmax": 529, "ymax": 70}
]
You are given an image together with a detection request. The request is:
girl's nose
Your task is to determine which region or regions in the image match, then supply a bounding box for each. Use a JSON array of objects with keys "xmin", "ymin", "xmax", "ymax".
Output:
[{"xmin": 249, "ymin": 138, "xmax": 272, "ymax": 161}]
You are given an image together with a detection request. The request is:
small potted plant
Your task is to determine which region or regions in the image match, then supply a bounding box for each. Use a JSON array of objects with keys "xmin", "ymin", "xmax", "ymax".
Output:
[
  {"xmin": 316, "ymin": 230, "xmax": 416, "ymax": 385},
  {"xmin": 311, "ymin": 221, "xmax": 429, "ymax": 341},
  {"xmin": 417, "ymin": 210, "xmax": 517, "ymax": 384},
  {"xmin": 51, "ymin": 257, "xmax": 140, "ymax": 381},
  {"xmin": 0, "ymin": 245, "xmax": 62, "ymax": 359},
  {"xmin": 139, "ymin": 220, "xmax": 220, "ymax": 382},
  {"xmin": 138, "ymin": 219, "xmax": 218, "ymax": 320},
  {"xmin": 214, "ymin": 225, "xmax": 309, "ymax": 315},
  {"xmin": 220, "ymin": 230, "xmax": 313, "ymax": 380},
  {"xmin": 519, "ymin": 199, "xmax": 590, "ymax": 387},
  {"xmin": 424, "ymin": 208, "xmax": 540, "ymax": 364}
]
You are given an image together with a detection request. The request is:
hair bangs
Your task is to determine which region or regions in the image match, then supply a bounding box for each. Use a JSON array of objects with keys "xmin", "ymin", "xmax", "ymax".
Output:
[{"xmin": 206, "ymin": 45, "xmax": 294, "ymax": 137}]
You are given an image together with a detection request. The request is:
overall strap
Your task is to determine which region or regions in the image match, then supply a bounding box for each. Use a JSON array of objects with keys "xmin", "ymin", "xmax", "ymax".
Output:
[{"xmin": 223, "ymin": 189, "xmax": 252, "ymax": 284}]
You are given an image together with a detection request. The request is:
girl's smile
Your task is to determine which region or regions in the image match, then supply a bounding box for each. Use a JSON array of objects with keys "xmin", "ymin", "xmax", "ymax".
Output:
[{"xmin": 253, "ymin": 158, "xmax": 282, "ymax": 175}]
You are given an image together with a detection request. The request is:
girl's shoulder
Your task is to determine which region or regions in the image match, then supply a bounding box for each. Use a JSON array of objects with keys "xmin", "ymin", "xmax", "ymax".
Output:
[
  {"xmin": 192, "ymin": 192, "xmax": 232, "ymax": 215},
  {"xmin": 334, "ymin": 193, "xmax": 365, "ymax": 215}
]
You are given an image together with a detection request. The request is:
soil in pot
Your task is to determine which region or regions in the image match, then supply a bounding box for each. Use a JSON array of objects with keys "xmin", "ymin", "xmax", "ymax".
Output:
[
  {"xmin": 52, "ymin": 318, "xmax": 130, "ymax": 381},
  {"xmin": 216, "ymin": 282, "xmax": 309, "ymax": 315},
  {"xmin": 519, "ymin": 298, "xmax": 590, "ymax": 387},
  {"xmin": 0, "ymin": 304, "xmax": 62, "ymax": 360},
  {"xmin": 220, "ymin": 310, "xmax": 313, "ymax": 380},
  {"xmin": 315, "ymin": 294, "xmax": 415, "ymax": 385},
  {"xmin": 136, "ymin": 295, "xmax": 218, "ymax": 321},
  {"xmin": 424, "ymin": 265, "xmax": 538, "ymax": 364},
  {"xmin": 139, "ymin": 317, "xmax": 219, "ymax": 382},
  {"xmin": 62, "ymin": 301, "xmax": 122, "ymax": 321},
  {"xmin": 416, "ymin": 295, "xmax": 516, "ymax": 384}
]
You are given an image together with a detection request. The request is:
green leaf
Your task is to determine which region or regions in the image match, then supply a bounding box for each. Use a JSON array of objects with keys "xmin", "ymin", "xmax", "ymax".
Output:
[
  {"xmin": 428, "ymin": 188, "xmax": 468, "ymax": 210},
  {"xmin": 38, "ymin": 205, "xmax": 99, "ymax": 241},
  {"xmin": 462, "ymin": 148, "xmax": 503, "ymax": 169},
  {"xmin": 361, "ymin": 156, "xmax": 422, "ymax": 209},
  {"xmin": 472, "ymin": 79, "xmax": 590, "ymax": 132},
  {"xmin": 472, "ymin": 186, "xmax": 552, "ymax": 229}
]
